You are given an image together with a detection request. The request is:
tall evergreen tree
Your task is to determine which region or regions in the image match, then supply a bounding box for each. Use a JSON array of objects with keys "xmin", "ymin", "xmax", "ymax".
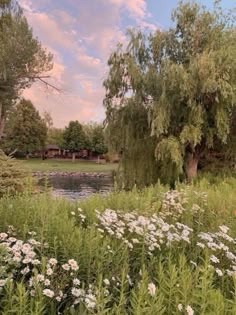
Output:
[
  {"xmin": 104, "ymin": 1, "xmax": 236, "ymax": 186},
  {"xmin": 4, "ymin": 99, "xmax": 47, "ymax": 157}
]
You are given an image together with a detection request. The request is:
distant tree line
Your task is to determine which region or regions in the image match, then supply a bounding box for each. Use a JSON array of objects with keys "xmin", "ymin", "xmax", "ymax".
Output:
[{"xmin": 1, "ymin": 98, "xmax": 108, "ymax": 160}]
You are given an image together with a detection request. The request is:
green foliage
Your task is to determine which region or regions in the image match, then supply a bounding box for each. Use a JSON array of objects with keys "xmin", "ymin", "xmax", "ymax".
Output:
[
  {"xmin": 3, "ymin": 99, "xmax": 47, "ymax": 154},
  {"xmin": 105, "ymin": 98, "xmax": 159, "ymax": 189},
  {"xmin": 83, "ymin": 123, "xmax": 108, "ymax": 155},
  {"xmin": 0, "ymin": 150, "xmax": 30, "ymax": 197},
  {"xmin": 0, "ymin": 0, "xmax": 53, "ymax": 138},
  {"xmin": 63, "ymin": 120, "xmax": 86, "ymax": 152},
  {"xmin": 42, "ymin": 111, "xmax": 53, "ymax": 130},
  {"xmin": 47, "ymin": 128, "xmax": 64, "ymax": 147},
  {"xmin": 90, "ymin": 125, "xmax": 108, "ymax": 155},
  {"xmin": 104, "ymin": 0, "xmax": 236, "ymax": 186}
]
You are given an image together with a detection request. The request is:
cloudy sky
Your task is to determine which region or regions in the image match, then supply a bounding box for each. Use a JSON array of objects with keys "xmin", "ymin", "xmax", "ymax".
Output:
[{"xmin": 18, "ymin": 0, "xmax": 233, "ymax": 127}]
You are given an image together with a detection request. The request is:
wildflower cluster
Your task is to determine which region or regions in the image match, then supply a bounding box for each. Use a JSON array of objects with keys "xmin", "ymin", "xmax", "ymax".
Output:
[
  {"xmin": 0, "ymin": 230, "xmax": 98, "ymax": 311},
  {"xmin": 178, "ymin": 304, "xmax": 194, "ymax": 315},
  {"xmin": 197, "ymin": 225, "xmax": 236, "ymax": 276},
  {"xmin": 95, "ymin": 209, "xmax": 193, "ymax": 255},
  {"xmin": 159, "ymin": 189, "xmax": 206, "ymax": 220},
  {"xmin": 160, "ymin": 190, "xmax": 187, "ymax": 219}
]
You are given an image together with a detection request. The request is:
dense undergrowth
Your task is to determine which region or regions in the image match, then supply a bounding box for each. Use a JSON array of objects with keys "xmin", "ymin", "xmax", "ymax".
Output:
[{"xmin": 0, "ymin": 177, "xmax": 236, "ymax": 314}]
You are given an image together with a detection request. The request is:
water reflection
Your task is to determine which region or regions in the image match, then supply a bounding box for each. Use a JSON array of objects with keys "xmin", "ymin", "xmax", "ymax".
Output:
[{"xmin": 39, "ymin": 176, "xmax": 114, "ymax": 200}]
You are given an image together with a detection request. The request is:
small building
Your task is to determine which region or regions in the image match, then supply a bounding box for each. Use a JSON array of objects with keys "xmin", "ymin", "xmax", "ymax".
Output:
[{"xmin": 45, "ymin": 144, "xmax": 61, "ymax": 158}]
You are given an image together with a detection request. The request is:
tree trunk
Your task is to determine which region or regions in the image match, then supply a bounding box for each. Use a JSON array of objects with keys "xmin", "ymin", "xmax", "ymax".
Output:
[
  {"xmin": 72, "ymin": 152, "xmax": 76, "ymax": 163},
  {"xmin": 0, "ymin": 107, "xmax": 5, "ymax": 141},
  {"xmin": 185, "ymin": 153, "xmax": 199, "ymax": 182},
  {"xmin": 26, "ymin": 153, "xmax": 30, "ymax": 160}
]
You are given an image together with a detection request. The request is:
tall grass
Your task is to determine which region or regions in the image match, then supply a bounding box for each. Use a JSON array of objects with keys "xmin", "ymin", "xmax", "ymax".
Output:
[{"xmin": 0, "ymin": 176, "xmax": 235, "ymax": 314}]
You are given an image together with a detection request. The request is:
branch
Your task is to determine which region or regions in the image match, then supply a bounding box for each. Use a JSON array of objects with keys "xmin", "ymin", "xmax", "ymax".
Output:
[
  {"xmin": 9, "ymin": 148, "xmax": 18, "ymax": 157},
  {"xmin": 27, "ymin": 76, "xmax": 62, "ymax": 93},
  {"xmin": 36, "ymin": 77, "xmax": 62, "ymax": 93}
]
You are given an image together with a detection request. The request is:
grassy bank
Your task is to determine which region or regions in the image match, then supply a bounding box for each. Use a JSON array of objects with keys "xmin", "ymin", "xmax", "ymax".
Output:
[
  {"xmin": 20, "ymin": 158, "xmax": 118, "ymax": 173},
  {"xmin": 0, "ymin": 177, "xmax": 236, "ymax": 314}
]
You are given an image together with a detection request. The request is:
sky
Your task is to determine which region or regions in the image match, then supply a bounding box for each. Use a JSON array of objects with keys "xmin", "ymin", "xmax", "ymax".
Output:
[{"xmin": 18, "ymin": 0, "xmax": 234, "ymax": 127}]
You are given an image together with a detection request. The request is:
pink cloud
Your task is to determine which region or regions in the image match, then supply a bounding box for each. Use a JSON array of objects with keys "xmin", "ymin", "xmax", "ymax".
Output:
[
  {"xmin": 18, "ymin": 0, "xmax": 155, "ymax": 127},
  {"xmin": 109, "ymin": 0, "xmax": 147, "ymax": 19}
]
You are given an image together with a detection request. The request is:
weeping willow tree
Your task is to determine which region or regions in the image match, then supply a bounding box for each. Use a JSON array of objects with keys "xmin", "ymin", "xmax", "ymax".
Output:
[
  {"xmin": 104, "ymin": 0, "xmax": 236, "ymax": 188},
  {"xmin": 105, "ymin": 97, "xmax": 160, "ymax": 188}
]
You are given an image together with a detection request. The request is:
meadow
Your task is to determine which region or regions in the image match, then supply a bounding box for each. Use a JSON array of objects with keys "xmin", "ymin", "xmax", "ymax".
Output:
[{"xmin": 0, "ymin": 176, "xmax": 236, "ymax": 314}]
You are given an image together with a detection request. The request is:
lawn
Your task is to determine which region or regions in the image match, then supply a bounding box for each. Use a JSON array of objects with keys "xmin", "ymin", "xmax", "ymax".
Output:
[{"xmin": 20, "ymin": 158, "xmax": 118, "ymax": 173}]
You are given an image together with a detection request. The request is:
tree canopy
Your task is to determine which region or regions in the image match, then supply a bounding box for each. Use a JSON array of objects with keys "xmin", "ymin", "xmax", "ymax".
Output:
[
  {"xmin": 4, "ymin": 99, "xmax": 47, "ymax": 155},
  {"xmin": 63, "ymin": 121, "xmax": 86, "ymax": 159},
  {"xmin": 47, "ymin": 128, "xmax": 64, "ymax": 147},
  {"xmin": 0, "ymin": 0, "xmax": 53, "ymax": 139},
  {"xmin": 83, "ymin": 123, "xmax": 108, "ymax": 155},
  {"xmin": 104, "ymin": 0, "xmax": 236, "ymax": 187}
]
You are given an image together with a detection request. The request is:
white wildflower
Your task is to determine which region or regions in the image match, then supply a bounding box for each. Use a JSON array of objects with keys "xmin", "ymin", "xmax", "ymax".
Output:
[
  {"xmin": 46, "ymin": 268, "xmax": 53, "ymax": 276},
  {"xmin": 32, "ymin": 259, "xmax": 41, "ymax": 265},
  {"xmin": 215, "ymin": 268, "xmax": 223, "ymax": 277},
  {"xmin": 43, "ymin": 289, "xmax": 54, "ymax": 298},
  {"xmin": 22, "ymin": 258, "xmax": 32, "ymax": 264},
  {"xmin": 103, "ymin": 279, "xmax": 110, "ymax": 286},
  {"xmin": 30, "ymin": 290, "xmax": 36, "ymax": 296},
  {"xmin": 44, "ymin": 279, "xmax": 51, "ymax": 286},
  {"xmin": 186, "ymin": 305, "xmax": 194, "ymax": 315},
  {"xmin": 37, "ymin": 274, "xmax": 45, "ymax": 282},
  {"xmin": 27, "ymin": 251, "xmax": 36, "ymax": 259},
  {"xmin": 49, "ymin": 258, "xmax": 57, "ymax": 266},
  {"xmin": 21, "ymin": 266, "xmax": 30, "ymax": 275},
  {"xmin": 148, "ymin": 283, "xmax": 156, "ymax": 297},
  {"xmin": 219, "ymin": 225, "xmax": 229, "ymax": 234},
  {"xmin": 22, "ymin": 243, "xmax": 32, "ymax": 254},
  {"xmin": 196, "ymin": 242, "xmax": 205, "ymax": 249},
  {"xmin": 0, "ymin": 279, "xmax": 6, "ymax": 287},
  {"xmin": 62, "ymin": 264, "xmax": 70, "ymax": 271},
  {"xmin": 72, "ymin": 288, "xmax": 83, "ymax": 297},
  {"xmin": 210, "ymin": 255, "xmax": 219, "ymax": 264},
  {"xmin": 178, "ymin": 303, "xmax": 183, "ymax": 311},
  {"xmin": 68, "ymin": 259, "xmax": 79, "ymax": 271},
  {"xmin": 0, "ymin": 233, "xmax": 8, "ymax": 240},
  {"xmin": 85, "ymin": 294, "xmax": 96, "ymax": 309},
  {"xmin": 73, "ymin": 278, "xmax": 80, "ymax": 286}
]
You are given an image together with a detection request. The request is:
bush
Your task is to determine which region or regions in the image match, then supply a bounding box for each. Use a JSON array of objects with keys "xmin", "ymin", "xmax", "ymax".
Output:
[{"xmin": 0, "ymin": 150, "xmax": 31, "ymax": 197}]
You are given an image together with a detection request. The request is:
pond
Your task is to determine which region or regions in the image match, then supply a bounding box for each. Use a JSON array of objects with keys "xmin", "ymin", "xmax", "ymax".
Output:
[{"xmin": 39, "ymin": 175, "xmax": 114, "ymax": 200}]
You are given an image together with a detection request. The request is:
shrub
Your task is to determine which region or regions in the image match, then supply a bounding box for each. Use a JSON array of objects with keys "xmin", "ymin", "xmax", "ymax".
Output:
[{"xmin": 0, "ymin": 150, "xmax": 31, "ymax": 197}]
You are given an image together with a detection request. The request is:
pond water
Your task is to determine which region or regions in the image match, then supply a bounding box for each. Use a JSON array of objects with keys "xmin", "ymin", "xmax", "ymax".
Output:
[{"xmin": 39, "ymin": 175, "xmax": 114, "ymax": 200}]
